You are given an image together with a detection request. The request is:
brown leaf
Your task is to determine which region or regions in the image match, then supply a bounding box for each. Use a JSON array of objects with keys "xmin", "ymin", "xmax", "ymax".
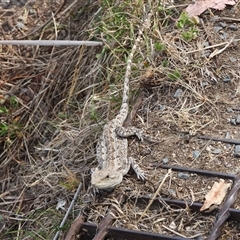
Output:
[
  {"xmin": 186, "ymin": 0, "xmax": 236, "ymax": 17},
  {"xmin": 200, "ymin": 179, "xmax": 231, "ymax": 212}
]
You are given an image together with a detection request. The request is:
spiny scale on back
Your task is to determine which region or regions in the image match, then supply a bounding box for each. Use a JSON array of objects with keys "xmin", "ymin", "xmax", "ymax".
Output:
[{"xmin": 91, "ymin": 12, "xmax": 152, "ymax": 190}]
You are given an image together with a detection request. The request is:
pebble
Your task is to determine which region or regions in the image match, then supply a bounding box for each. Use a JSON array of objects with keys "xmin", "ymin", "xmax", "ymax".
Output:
[
  {"xmin": 201, "ymin": 81, "xmax": 209, "ymax": 87},
  {"xmin": 222, "ymin": 76, "xmax": 231, "ymax": 83},
  {"xmin": 225, "ymin": 132, "xmax": 231, "ymax": 139},
  {"xmin": 228, "ymin": 24, "xmax": 238, "ymax": 31},
  {"xmin": 169, "ymin": 221, "xmax": 176, "ymax": 229},
  {"xmin": 174, "ymin": 89, "xmax": 183, "ymax": 98},
  {"xmin": 230, "ymin": 118, "xmax": 237, "ymax": 125},
  {"xmin": 213, "ymin": 26, "xmax": 222, "ymax": 32},
  {"xmin": 162, "ymin": 157, "xmax": 169, "ymax": 164},
  {"xmin": 212, "ymin": 148, "xmax": 221, "ymax": 154},
  {"xmin": 193, "ymin": 150, "xmax": 201, "ymax": 159},
  {"xmin": 206, "ymin": 146, "xmax": 211, "ymax": 152},
  {"xmin": 229, "ymin": 57, "xmax": 237, "ymax": 62},
  {"xmin": 168, "ymin": 189, "xmax": 177, "ymax": 197},
  {"xmin": 203, "ymin": 41, "xmax": 210, "ymax": 47},
  {"xmin": 16, "ymin": 22, "xmax": 26, "ymax": 29},
  {"xmin": 178, "ymin": 172, "xmax": 190, "ymax": 180},
  {"xmin": 157, "ymin": 104, "xmax": 166, "ymax": 111},
  {"xmin": 236, "ymin": 115, "xmax": 240, "ymax": 124},
  {"xmin": 220, "ymin": 32, "xmax": 228, "ymax": 40},
  {"xmin": 226, "ymin": 108, "xmax": 233, "ymax": 113},
  {"xmin": 219, "ymin": 22, "xmax": 227, "ymax": 28},
  {"xmin": 234, "ymin": 145, "xmax": 240, "ymax": 158},
  {"xmin": 204, "ymin": 50, "xmax": 212, "ymax": 57}
]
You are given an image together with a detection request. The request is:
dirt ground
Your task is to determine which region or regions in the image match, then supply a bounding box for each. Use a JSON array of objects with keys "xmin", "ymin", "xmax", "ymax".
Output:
[{"xmin": 1, "ymin": 0, "xmax": 240, "ymax": 239}]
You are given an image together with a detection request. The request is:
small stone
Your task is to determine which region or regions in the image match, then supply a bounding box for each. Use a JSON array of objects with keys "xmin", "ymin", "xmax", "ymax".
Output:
[
  {"xmin": 234, "ymin": 145, "xmax": 240, "ymax": 158},
  {"xmin": 225, "ymin": 132, "xmax": 231, "ymax": 139},
  {"xmin": 174, "ymin": 89, "xmax": 183, "ymax": 98},
  {"xmin": 230, "ymin": 119, "xmax": 237, "ymax": 125},
  {"xmin": 229, "ymin": 57, "xmax": 237, "ymax": 62},
  {"xmin": 169, "ymin": 221, "xmax": 176, "ymax": 229},
  {"xmin": 228, "ymin": 24, "xmax": 238, "ymax": 31},
  {"xmin": 178, "ymin": 172, "xmax": 190, "ymax": 180},
  {"xmin": 226, "ymin": 108, "xmax": 233, "ymax": 113},
  {"xmin": 193, "ymin": 150, "xmax": 201, "ymax": 159},
  {"xmin": 220, "ymin": 32, "xmax": 228, "ymax": 40},
  {"xmin": 204, "ymin": 50, "xmax": 212, "ymax": 57},
  {"xmin": 203, "ymin": 41, "xmax": 210, "ymax": 47},
  {"xmin": 201, "ymin": 81, "xmax": 209, "ymax": 87},
  {"xmin": 222, "ymin": 76, "xmax": 231, "ymax": 83},
  {"xmin": 162, "ymin": 157, "xmax": 169, "ymax": 164},
  {"xmin": 168, "ymin": 189, "xmax": 177, "ymax": 197},
  {"xmin": 16, "ymin": 22, "xmax": 26, "ymax": 29},
  {"xmin": 219, "ymin": 22, "xmax": 227, "ymax": 28},
  {"xmin": 213, "ymin": 26, "xmax": 222, "ymax": 32},
  {"xmin": 206, "ymin": 146, "xmax": 211, "ymax": 152},
  {"xmin": 157, "ymin": 104, "xmax": 166, "ymax": 111},
  {"xmin": 236, "ymin": 115, "xmax": 240, "ymax": 124},
  {"xmin": 212, "ymin": 148, "xmax": 221, "ymax": 154}
]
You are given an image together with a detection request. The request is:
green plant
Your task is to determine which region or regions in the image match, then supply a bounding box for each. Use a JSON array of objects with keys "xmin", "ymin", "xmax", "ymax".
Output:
[
  {"xmin": 0, "ymin": 95, "xmax": 22, "ymax": 145},
  {"xmin": 168, "ymin": 70, "xmax": 181, "ymax": 80},
  {"xmin": 176, "ymin": 12, "xmax": 199, "ymax": 41},
  {"xmin": 155, "ymin": 42, "xmax": 166, "ymax": 51}
]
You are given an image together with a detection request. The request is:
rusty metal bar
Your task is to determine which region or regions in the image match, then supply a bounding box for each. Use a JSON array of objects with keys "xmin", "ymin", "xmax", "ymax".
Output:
[
  {"xmin": 134, "ymin": 196, "xmax": 240, "ymax": 222},
  {"xmin": 160, "ymin": 165, "xmax": 235, "ymax": 180},
  {"xmin": 79, "ymin": 222, "xmax": 192, "ymax": 240},
  {"xmin": 74, "ymin": 165, "xmax": 240, "ymax": 240}
]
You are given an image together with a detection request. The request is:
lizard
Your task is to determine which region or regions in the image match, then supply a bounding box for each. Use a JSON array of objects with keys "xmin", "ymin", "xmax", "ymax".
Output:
[{"xmin": 91, "ymin": 12, "xmax": 152, "ymax": 190}]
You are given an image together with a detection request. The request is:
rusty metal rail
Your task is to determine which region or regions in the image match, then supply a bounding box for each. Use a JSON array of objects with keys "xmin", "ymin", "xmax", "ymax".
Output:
[{"xmin": 65, "ymin": 163, "xmax": 240, "ymax": 240}]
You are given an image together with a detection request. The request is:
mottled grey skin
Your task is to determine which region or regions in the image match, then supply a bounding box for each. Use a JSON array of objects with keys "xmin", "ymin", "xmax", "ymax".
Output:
[{"xmin": 90, "ymin": 15, "xmax": 150, "ymax": 190}]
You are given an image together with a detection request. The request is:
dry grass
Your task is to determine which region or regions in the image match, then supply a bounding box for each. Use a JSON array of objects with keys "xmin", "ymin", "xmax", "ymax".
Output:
[{"xmin": 1, "ymin": 0, "xmax": 240, "ymax": 239}]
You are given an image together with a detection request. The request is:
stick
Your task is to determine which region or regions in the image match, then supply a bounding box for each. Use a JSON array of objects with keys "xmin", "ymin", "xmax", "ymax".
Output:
[{"xmin": 138, "ymin": 169, "xmax": 172, "ymax": 221}]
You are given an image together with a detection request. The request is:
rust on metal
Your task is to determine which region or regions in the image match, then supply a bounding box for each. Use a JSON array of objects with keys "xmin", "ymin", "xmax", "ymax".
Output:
[{"xmin": 65, "ymin": 165, "xmax": 240, "ymax": 239}]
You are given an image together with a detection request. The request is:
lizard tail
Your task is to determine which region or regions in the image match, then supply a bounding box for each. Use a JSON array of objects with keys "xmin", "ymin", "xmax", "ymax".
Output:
[{"xmin": 119, "ymin": 11, "xmax": 152, "ymax": 120}]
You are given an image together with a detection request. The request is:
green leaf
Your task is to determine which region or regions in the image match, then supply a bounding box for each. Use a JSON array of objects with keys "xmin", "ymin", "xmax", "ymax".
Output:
[
  {"xmin": 155, "ymin": 42, "xmax": 166, "ymax": 51},
  {"xmin": 168, "ymin": 70, "xmax": 181, "ymax": 80}
]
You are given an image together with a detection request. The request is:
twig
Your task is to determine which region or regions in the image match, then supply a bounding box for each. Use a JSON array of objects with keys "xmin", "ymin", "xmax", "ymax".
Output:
[
  {"xmin": 0, "ymin": 40, "xmax": 103, "ymax": 46},
  {"xmin": 53, "ymin": 183, "xmax": 82, "ymax": 240},
  {"xmin": 138, "ymin": 169, "xmax": 172, "ymax": 221},
  {"xmin": 186, "ymin": 38, "xmax": 240, "ymax": 54},
  {"xmin": 162, "ymin": 225, "xmax": 204, "ymax": 239},
  {"xmin": 208, "ymin": 37, "xmax": 234, "ymax": 59},
  {"xmin": 213, "ymin": 16, "xmax": 240, "ymax": 22},
  {"xmin": 197, "ymin": 135, "xmax": 240, "ymax": 145}
]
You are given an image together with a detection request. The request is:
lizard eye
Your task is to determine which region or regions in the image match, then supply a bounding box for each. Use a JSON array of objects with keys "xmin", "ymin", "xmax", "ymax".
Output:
[{"xmin": 106, "ymin": 174, "xmax": 109, "ymax": 179}]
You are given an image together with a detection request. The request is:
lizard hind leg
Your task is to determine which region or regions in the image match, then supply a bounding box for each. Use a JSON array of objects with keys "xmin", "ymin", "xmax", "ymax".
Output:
[
  {"xmin": 116, "ymin": 126, "xmax": 143, "ymax": 141},
  {"xmin": 128, "ymin": 157, "xmax": 146, "ymax": 180}
]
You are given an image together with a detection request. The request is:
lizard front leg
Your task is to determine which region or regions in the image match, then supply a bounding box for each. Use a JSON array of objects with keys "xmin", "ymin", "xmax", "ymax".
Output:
[{"xmin": 128, "ymin": 157, "xmax": 146, "ymax": 180}]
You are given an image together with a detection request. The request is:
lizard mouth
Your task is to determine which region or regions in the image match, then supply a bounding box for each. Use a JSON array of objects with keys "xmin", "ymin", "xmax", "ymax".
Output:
[
  {"xmin": 91, "ymin": 177, "xmax": 122, "ymax": 190},
  {"xmin": 92, "ymin": 181, "xmax": 119, "ymax": 190}
]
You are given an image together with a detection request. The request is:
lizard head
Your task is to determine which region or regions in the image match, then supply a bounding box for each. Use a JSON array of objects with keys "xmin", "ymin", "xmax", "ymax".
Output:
[{"xmin": 91, "ymin": 168, "xmax": 123, "ymax": 190}]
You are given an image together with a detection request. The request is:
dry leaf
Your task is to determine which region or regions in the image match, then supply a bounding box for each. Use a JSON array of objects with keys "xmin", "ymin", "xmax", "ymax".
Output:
[
  {"xmin": 186, "ymin": 0, "xmax": 236, "ymax": 17},
  {"xmin": 200, "ymin": 179, "xmax": 232, "ymax": 211}
]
